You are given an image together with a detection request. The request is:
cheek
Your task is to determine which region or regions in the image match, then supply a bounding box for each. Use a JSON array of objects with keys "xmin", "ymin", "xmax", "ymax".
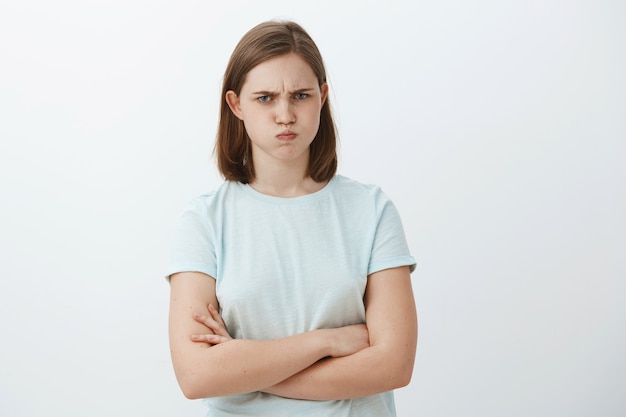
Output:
[
  {"xmin": 241, "ymin": 112, "xmax": 270, "ymax": 138},
  {"xmin": 240, "ymin": 109, "xmax": 261, "ymax": 129},
  {"xmin": 308, "ymin": 110, "xmax": 323, "ymax": 129},
  {"xmin": 242, "ymin": 106, "xmax": 269, "ymax": 122},
  {"xmin": 300, "ymin": 103, "xmax": 322, "ymax": 122}
]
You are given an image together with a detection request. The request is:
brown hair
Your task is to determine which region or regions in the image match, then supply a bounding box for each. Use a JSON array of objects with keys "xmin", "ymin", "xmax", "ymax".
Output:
[{"xmin": 215, "ymin": 21, "xmax": 338, "ymax": 183}]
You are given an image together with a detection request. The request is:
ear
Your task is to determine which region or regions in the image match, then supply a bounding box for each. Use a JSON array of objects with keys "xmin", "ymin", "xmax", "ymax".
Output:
[
  {"xmin": 320, "ymin": 83, "xmax": 329, "ymax": 106},
  {"xmin": 225, "ymin": 90, "xmax": 243, "ymax": 120}
]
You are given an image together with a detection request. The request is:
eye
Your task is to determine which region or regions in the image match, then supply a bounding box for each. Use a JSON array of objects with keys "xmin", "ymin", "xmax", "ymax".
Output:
[
  {"xmin": 257, "ymin": 95, "xmax": 271, "ymax": 103},
  {"xmin": 294, "ymin": 93, "xmax": 309, "ymax": 100}
]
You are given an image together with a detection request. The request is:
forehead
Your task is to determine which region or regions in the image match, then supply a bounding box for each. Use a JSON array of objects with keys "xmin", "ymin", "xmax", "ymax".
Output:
[{"xmin": 241, "ymin": 53, "xmax": 319, "ymax": 92}]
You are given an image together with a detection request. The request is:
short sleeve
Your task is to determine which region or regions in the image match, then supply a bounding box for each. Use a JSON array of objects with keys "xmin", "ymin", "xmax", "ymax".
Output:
[
  {"xmin": 367, "ymin": 190, "xmax": 416, "ymax": 275},
  {"xmin": 166, "ymin": 195, "xmax": 217, "ymax": 281}
]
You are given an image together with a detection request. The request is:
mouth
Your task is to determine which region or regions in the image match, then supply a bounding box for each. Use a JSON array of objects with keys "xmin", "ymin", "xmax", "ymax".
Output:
[{"xmin": 276, "ymin": 130, "xmax": 297, "ymax": 141}]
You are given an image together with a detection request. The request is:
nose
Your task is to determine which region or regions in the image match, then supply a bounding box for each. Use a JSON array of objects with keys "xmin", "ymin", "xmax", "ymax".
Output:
[{"xmin": 274, "ymin": 98, "xmax": 296, "ymax": 126}]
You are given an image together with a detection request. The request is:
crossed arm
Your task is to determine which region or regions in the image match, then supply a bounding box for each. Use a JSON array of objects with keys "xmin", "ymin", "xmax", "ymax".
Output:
[{"xmin": 168, "ymin": 266, "xmax": 417, "ymax": 400}]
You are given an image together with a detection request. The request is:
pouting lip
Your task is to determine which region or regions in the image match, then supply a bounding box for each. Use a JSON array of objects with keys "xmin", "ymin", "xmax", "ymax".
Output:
[{"xmin": 276, "ymin": 130, "xmax": 297, "ymax": 140}]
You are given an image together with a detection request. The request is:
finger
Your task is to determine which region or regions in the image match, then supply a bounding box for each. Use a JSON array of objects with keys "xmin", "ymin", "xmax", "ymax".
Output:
[
  {"xmin": 193, "ymin": 312, "xmax": 222, "ymax": 331},
  {"xmin": 193, "ymin": 312, "xmax": 232, "ymax": 340},
  {"xmin": 205, "ymin": 305, "xmax": 231, "ymax": 339},
  {"xmin": 208, "ymin": 304, "xmax": 227, "ymax": 328},
  {"xmin": 190, "ymin": 334, "xmax": 230, "ymax": 344}
]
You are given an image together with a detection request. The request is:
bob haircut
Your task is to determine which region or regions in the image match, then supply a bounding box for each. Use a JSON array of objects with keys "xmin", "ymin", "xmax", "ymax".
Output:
[{"xmin": 215, "ymin": 20, "xmax": 338, "ymax": 184}]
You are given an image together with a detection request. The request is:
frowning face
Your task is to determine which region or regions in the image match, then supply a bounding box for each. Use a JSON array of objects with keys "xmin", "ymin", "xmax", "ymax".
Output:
[{"xmin": 226, "ymin": 53, "xmax": 328, "ymax": 170}]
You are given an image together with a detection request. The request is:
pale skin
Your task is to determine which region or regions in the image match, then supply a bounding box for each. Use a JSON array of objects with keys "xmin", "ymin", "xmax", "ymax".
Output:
[{"xmin": 168, "ymin": 53, "xmax": 418, "ymax": 400}]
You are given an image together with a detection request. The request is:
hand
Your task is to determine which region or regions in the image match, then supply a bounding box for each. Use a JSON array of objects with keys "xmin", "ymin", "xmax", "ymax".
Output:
[
  {"xmin": 327, "ymin": 324, "xmax": 370, "ymax": 358},
  {"xmin": 190, "ymin": 304, "xmax": 233, "ymax": 345}
]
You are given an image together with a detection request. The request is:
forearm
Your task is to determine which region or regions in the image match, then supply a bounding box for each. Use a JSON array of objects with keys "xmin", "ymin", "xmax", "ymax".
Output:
[
  {"xmin": 172, "ymin": 329, "xmax": 332, "ymax": 399},
  {"xmin": 264, "ymin": 266, "xmax": 418, "ymax": 401},
  {"xmin": 263, "ymin": 344, "xmax": 414, "ymax": 401},
  {"xmin": 170, "ymin": 272, "xmax": 369, "ymax": 400}
]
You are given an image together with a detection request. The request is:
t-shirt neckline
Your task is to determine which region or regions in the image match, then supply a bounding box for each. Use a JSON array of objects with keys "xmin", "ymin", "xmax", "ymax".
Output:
[{"xmin": 237, "ymin": 175, "xmax": 339, "ymax": 205}]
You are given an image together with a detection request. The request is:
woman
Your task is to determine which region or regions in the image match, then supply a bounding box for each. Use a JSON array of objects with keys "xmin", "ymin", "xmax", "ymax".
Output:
[{"xmin": 167, "ymin": 20, "xmax": 417, "ymax": 416}]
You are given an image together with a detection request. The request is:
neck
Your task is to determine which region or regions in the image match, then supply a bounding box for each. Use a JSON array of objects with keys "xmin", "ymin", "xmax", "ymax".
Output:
[{"xmin": 250, "ymin": 153, "xmax": 325, "ymax": 198}]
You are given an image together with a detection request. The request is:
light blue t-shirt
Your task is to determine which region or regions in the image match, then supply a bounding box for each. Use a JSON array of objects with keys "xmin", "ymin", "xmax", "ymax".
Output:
[{"xmin": 168, "ymin": 175, "xmax": 416, "ymax": 417}]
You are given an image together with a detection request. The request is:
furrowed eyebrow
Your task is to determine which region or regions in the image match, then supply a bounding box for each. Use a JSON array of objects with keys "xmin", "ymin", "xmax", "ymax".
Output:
[{"xmin": 251, "ymin": 88, "xmax": 316, "ymax": 95}]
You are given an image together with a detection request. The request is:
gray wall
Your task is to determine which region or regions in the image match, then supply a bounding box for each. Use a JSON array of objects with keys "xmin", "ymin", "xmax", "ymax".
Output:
[{"xmin": 1, "ymin": 1, "xmax": 624, "ymax": 416}]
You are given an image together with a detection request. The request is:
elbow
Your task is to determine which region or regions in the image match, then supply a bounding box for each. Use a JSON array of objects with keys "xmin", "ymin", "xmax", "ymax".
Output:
[
  {"xmin": 183, "ymin": 390, "xmax": 201, "ymax": 400},
  {"xmin": 177, "ymin": 373, "xmax": 217, "ymax": 400},
  {"xmin": 181, "ymin": 386, "xmax": 204, "ymax": 401},
  {"xmin": 376, "ymin": 364, "xmax": 413, "ymax": 392},
  {"xmin": 384, "ymin": 365, "xmax": 413, "ymax": 391},
  {"xmin": 183, "ymin": 391, "xmax": 207, "ymax": 401},
  {"xmin": 393, "ymin": 341, "xmax": 416, "ymax": 388},
  {"xmin": 395, "ymin": 366, "xmax": 413, "ymax": 388},
  {"xmin": 386, "ymin": 352, "xmax": 415, "ymax": 390},
  {"xmin": 172, "ymin": 353, "xmax": 222, "ymax": 399},
  {"xmin": 370, "ymin": 344, "xmax": 416, "ymax": 391},
  {"xmin": 178, "ymin": 376, "xmax": 205, "ymax": 400}
]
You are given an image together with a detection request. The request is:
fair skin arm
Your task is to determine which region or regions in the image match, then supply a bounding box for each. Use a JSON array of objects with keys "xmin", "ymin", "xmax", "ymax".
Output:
[
  {"xmin": 168, "ymin": 271, "xmax": 369, "ymax": 400},
  {"xmin": 194, "ymin": 266, "xmax": 418, "ymax": 401}
]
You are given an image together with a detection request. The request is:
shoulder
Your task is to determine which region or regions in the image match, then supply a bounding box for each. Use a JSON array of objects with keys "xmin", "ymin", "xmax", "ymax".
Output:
[
  {"xmin": 181, "ymin": 181, "xmax": 241, "ymax": 213},
  {"xmin": 173, "ymin": 182, "xmax": 246, "ymax": 231},
  {"xmin": 333, "ymin": 174, "xmax": 380, "ymax": 192},
  {"xmin": 332, "ymin": 175, "xmax": 391, "ymax": 207}
]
